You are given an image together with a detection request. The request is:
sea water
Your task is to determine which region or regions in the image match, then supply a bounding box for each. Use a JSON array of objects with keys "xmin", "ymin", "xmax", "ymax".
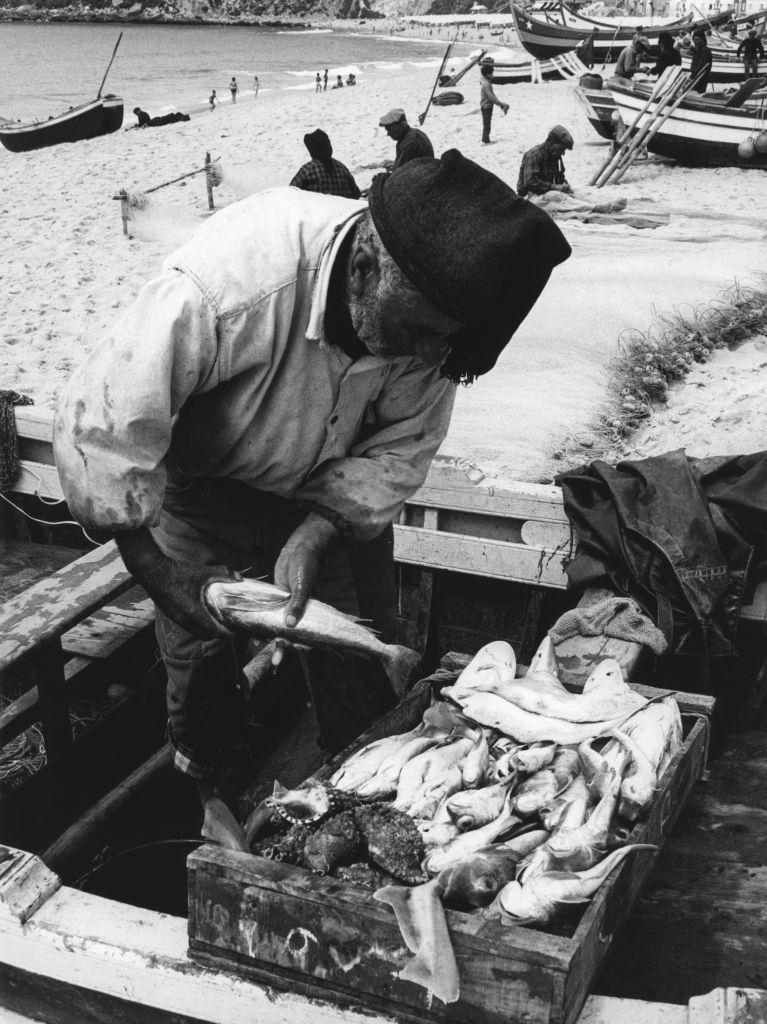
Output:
[{"xmin": 0, "ymin": 21, "xmax": 482, "ymax": 122}]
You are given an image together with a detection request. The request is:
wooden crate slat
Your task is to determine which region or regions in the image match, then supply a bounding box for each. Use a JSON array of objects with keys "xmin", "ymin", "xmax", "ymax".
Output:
[
  {"xmin": 0, "ymin": 542, "xmax": 132, "ymax": 673},
  {"xmin": 411, "ymin": 464, "xmax": 568, "ymax": 523},
  {"xmin": 13, "ymin": 407, "xmax": 55, "ymax": 444},
  {"xmin": 393, "ymin": 525, "xmax": 569, "ymax": 588}
]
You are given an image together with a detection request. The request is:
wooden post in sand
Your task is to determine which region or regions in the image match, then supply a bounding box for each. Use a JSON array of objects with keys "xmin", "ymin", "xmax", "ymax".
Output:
[
  {"xmin": 204, "ymin": 151, "xmax": 214, "ymax": 211},
  {"xmin": 117, "ymin": 190, "xmax": 130, "ymax": 237}
]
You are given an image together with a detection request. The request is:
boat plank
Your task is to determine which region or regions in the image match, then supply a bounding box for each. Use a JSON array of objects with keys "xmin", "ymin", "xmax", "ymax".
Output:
[{"xmin": 0, "ymin": 543, "xmax": 132, "ymax": 673}]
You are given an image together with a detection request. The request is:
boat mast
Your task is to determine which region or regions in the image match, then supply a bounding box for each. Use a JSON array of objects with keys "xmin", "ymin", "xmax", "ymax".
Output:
[{"xmin": 97, "ymin": 32, "xmax": 123, "ymax": 99}]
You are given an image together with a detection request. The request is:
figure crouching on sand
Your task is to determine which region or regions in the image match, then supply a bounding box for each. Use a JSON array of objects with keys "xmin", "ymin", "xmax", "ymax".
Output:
[
  {"xmin": 53, "ymin": 151, "xmax": 570, "ymax": 850},
  {"xmin": 517, "ymin": 125, "xmax": 574, "ymax": 198},
  {"xmin": 479, "ymin": 64, "xmax": 509, "ymax": 144},
  {"xmin": 290, "ymin": 128, "xmax": 361, "ymax": 199},
  {"xmin": 379, "ymin": 108, "xmax": 434, "ymax": 169}
]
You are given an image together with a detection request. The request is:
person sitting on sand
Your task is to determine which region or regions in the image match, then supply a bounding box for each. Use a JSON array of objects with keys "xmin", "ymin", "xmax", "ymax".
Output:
[
  {"xmin": 689, "ymin": 30, "xmax": 713, "ymax": 93},
  {"xmin": 517, "ymin": 125, "xmax": 574, "ymax": 198},
  {"xmin": 289, "ymin": 128, "xmax": 361, "ymax": 200},
  {"xmin": 379, "ymin": 108, "xmax": 434, "ymax": 170},
  {"xmin": 346, "ymin": 73, "xmax": 356, "ymax": 86},
  {"xmin": 737, "ymin": 29, "xmax": 765, "ymax": 78},
  {"xmin": 615, "ymin": 34, "xmax": 649, "ymax": 80},
  {"xmin": 333, "ymin": 74, "xmax": 344, "ymax": 89},
  {"xmin": 52, "ymin": 150, "xmax": 570, "ymax": 850},
  {"xmin": 650, "ymin": 31, "xmax": 682, "ymax": 76},
  {"xmin": 479, "ymin": 64, "xmax": 509, "ymax": 145},
  {"xmin": 133, "ymin": 106, "xmax": 151, "ymax": 128}
]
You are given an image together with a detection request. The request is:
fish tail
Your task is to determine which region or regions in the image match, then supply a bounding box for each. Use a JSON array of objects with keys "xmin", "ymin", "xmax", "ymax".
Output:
[{"xmin": 383, "ymin": 644, "xmax": 422, "ymax": 700}]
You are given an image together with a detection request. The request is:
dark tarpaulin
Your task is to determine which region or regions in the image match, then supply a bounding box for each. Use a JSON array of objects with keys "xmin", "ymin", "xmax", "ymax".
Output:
[{"xmin": 556, "ymin": 449, "xmax": 767, "ymax": 692}]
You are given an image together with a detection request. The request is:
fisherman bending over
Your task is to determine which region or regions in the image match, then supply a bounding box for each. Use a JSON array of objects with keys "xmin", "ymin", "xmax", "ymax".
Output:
[
  {"xmin": 53, "ymin": 152, "xmax": 569, "ymax": 848},
  {"xmin": 517, "ymin": 125, "xmax": 574, "ymax": 198},
  {"xmin": 615, "ymin": 34, "xmax": 650, "ymax": 80}
]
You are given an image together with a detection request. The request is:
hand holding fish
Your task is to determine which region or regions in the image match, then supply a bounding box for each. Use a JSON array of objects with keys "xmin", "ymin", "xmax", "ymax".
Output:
[
  {"xmin": 116, "ymin": 527, "xmax": 241, "ymax": 640},
  {"xmin": 273, "ymin": 512, "xmax": 341, "ymax": 627}
]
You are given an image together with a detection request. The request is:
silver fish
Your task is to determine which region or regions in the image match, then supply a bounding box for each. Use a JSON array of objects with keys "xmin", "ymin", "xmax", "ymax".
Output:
[
  {"xmin": 511, "ymin": 742, "xmax": 558, "ymax": 774},
  {"xmin": 546, "ymin": 775, "xmax": 621, "ymax": 871},
  {"xmin": 423, "ymin": 794, "xmax": 520, "ymax": 876},
  {"xmin": 446, "ymin": 781, "xmax": 509, "ymax": 832},
  {"xmin": 496, "ymin": 844, "xmax": 658, "ymax": 925},
  {"xmin": 205, "ymin": 578, "xmax": 420, "ymax": 697}
]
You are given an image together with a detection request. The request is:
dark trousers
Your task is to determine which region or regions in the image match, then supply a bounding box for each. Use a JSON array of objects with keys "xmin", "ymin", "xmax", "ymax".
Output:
[
  {"xmin": 481, "ymin": 105, "xmax": 493, "ymax": 143},
  {"xmin": 744, "ymin": 57, "xmax": 759, "ymax": 76},
  {"xmin": 152, "ymin": 478, "xmax": 397, "ymax": 781}
]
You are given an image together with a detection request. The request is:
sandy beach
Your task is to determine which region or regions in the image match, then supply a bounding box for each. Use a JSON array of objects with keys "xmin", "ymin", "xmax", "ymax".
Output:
[{"xmin": 2, "ymin": 39, "xmax": 766, "ymax": 480}]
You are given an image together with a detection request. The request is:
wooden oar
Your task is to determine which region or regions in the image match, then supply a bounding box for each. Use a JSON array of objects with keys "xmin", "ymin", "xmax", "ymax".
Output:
[
  {"xmin": 419, "ymin": 39, "xmax": 455, "ymax": 126},
  {"xmin": 96, "ymin": 31, "xmax": 123, "ymax": 99},
  {"xmin": 600, "ymin": 25, "xmax": 622, "ymax": 70},
  {"xmin": 590, "ymin": 66, "xmax": 681, "ymax": 186},
  {"xmin": 610, "ymin": 67, "xmax": 708, "ymax": 185}
]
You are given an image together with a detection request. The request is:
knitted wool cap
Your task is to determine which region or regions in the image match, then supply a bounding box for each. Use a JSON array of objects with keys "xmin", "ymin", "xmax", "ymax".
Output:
[{"xmin": 368, "ymin": 148, "xmax": 571, "ymax": 381}]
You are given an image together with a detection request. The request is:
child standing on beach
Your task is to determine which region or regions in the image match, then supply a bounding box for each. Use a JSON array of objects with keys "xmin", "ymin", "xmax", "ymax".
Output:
[
  {"xmin": 479, "ymin": 65, "xmax": 509, "ymax": 145},
  {"xmin": 254, "ymin": 75, "xmax": 259, "ymax": 98},
  {"xmin": 316, "ymin": 72, "xmax": 322, "ymax": 92},
  {"xmin": 209, "ymin": 89, "xmax": 217, "ymax": 111},
  {"xmin": 230, "ymin": 77, "xmax": 238, "ymax": 103}
]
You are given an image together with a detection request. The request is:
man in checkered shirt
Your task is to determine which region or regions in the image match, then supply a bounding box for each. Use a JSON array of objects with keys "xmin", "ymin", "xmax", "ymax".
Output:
[{"xmin": 290, "ymin": 129, "xmax": 360, "ymax": 200}]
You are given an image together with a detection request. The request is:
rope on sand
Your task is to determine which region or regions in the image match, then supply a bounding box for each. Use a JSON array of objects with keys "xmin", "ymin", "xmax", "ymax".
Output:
[
  {"xmin": 553, "ymin": 281, "xmax": 767, "ymax": 467},
  {"xmin": 112, "ymin": 151, "xmax": 223, "ymax": 237}
]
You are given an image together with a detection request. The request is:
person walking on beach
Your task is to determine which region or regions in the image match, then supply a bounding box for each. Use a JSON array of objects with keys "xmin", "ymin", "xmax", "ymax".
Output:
[
  {"xmin": 379, "ymin": 109, "xmax": 433, "ymax": 170},
  {"xmin": 517, "ymin": 125, "xmax": 574, "ymax": 198},
  {"xmin": 289, "ymin": 128, "xmax": 361, "ymax": 199},
  {"xmin": 52, "ymin": 150, "xmax": 571, "ymax": 850},
  {"xmin": 689, "ymin": 30, "xmax": 713, "ymax": 93},
  {"xmin": 479, "ymin": 65, "xmax": 509, "ymax": 145},
  {"xmin": 316, "ymin": 72, "xmax": 322, "ymax": 92},
  {"xmin": 209, "ymin": 89, "xmax": 217, "ymax": 111},
  {"xmin": 230, "ymin": 77, "xmax": 238, "ymax": 103},
  {"xmin": 254, "ymin": 75, "xmax": 260, "ymax": 98},
  {"xmin": 737, "ymin": 29, "xmax": 765, "ymax": 77},
  {"xmin": 323, "ymin": 68, "xmax": 329, "ymax": 91}
]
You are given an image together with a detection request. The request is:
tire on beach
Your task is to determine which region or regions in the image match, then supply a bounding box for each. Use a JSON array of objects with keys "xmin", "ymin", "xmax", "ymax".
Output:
[{"xmin": 432, "ymin": 91, "xmax": 464, "ymax": 106}]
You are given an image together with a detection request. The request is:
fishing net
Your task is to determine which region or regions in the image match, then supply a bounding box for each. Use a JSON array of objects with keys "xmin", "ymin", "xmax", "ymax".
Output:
[{"xmin": 0, "ymin": 390, "xmax": 33, "ymax": 493}]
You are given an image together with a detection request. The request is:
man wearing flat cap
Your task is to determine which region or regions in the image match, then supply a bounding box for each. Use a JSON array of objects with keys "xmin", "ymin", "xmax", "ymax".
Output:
[
  {"xmin": 615, "ymin": 34, "xmax": 650, "ymax": 80},
  {"xmin": 290, "ymin": 128, "xmax": 360, "ymax": 199},
  {"xmin": 53, "ymin": 150, "xmax": 570, "ymax": 847},
  {"xmin": 379, "ymin": 108, "xmax": 434, "ymax": 170},
  {"xmin": 517, "ymin": 125, "xmax": 574, "ymax": 198}
]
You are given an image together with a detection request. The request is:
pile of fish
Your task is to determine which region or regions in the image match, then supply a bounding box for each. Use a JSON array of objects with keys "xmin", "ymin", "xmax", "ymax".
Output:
[{"xmin": 251, "ymin": 636, "xmax": 683, "ymax": 1004}]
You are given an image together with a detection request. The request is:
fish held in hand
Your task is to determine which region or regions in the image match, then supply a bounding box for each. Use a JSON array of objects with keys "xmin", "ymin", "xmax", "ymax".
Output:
[{"xmin": 205, "ymin": 578, "xmax": 421, "ymax": 698}]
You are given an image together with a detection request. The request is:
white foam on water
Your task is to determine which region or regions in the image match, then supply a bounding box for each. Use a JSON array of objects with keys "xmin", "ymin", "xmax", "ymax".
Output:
[{"xmin": 370, "ymin": 62, "xmax": 403, "ymax": 70}]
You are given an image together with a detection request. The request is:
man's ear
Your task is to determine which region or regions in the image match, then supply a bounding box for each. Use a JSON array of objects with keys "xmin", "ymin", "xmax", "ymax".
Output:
[{"xmin": 348, "ymin": 241, "xmax": 378, "ymax": 297}]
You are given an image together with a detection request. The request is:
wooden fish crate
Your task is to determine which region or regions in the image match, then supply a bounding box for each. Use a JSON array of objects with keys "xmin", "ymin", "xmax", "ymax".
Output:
[{"xmin": 187, "ymin": 668, "xmax": 712, "ymax": 1024}]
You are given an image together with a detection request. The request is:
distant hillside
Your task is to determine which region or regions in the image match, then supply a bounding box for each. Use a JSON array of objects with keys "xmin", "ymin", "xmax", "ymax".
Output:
[{"xmin": 0, "ymin": 0, "xmax": 504, "ymax": 23}]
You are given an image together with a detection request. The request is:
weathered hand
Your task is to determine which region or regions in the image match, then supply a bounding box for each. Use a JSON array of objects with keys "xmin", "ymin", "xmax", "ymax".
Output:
[
  {"xmin": 273, "ymin": 512, "xmax": 340, "ymax": 628},
  {"xmin": 116, "ymin": 528, "xmax": 239, "ymax": 639}
]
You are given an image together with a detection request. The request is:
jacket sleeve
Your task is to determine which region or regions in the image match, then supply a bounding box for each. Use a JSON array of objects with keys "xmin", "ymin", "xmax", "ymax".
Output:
[
  {"xmin": 53, "ymin": 269, "xmax": 223, "ymax": 536},
  {"xmin": 295, "ymin": 360, "xmax": 456, "ymax": 541}
]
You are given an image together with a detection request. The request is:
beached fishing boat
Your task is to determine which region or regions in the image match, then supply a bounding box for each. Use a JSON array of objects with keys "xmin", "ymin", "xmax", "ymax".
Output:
[
  {"xmin": 529, "ymin": 0, "xmax": 693, "ymax": 31},
  {"xmin": 0, "ymin": 34, "xmax": 124, "ymax": 154},
  {"xmin": 443, "ymin": 46, "xmax": 591, "ymax": 87},
  {"xmin": 1, "ymin": 407, "xmax": 767, "ymax": 1024},
  {"xmin": 512, "ymin": 3, "xmax": 736, "ymax": 61},
  {"xmin": 606, "ymin": 77, "xmax": 767, "ymax": 166},
  {"xmin": 575, "ymin": 73, "xmax": 767, "ymax": 138}
]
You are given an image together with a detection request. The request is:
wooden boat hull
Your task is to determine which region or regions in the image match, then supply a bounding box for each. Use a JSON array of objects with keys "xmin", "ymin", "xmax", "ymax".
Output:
[
  {"xmin": 609, "ymin": 81, "xmax": 767, "ymax": 167},
  {"xmin": 0, "ymin": 95, "xmax": 124, "ymax": 153},
  {"xmin": 512, "ymin": 3, "xmax": 739, "ymax": 62},
  {"xmin": 483, "ymin": 50, "xmax": 590, "ymax": 84}
]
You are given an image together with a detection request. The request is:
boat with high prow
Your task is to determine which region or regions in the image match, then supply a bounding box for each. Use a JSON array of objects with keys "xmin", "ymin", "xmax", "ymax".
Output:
[{"xmin": 0, "ymin": 35, "xmax": 124, "ymax": 154}]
